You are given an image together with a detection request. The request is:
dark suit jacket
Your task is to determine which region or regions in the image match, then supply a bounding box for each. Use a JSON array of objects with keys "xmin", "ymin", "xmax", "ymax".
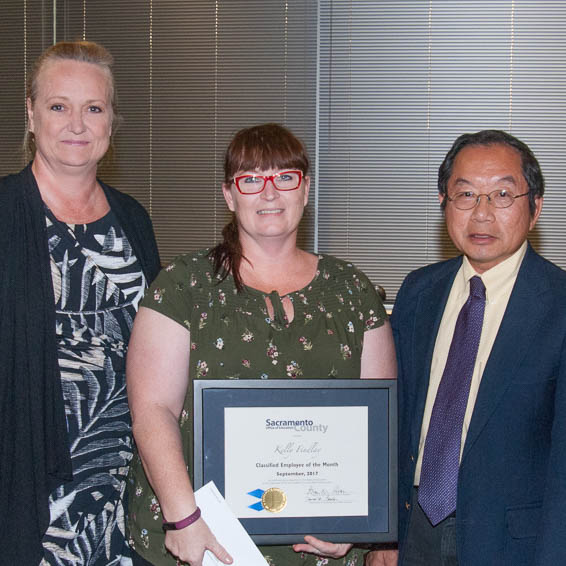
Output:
[{"xmin": 391, "ymin": 243, "xmax": 566, "ymax": 566}]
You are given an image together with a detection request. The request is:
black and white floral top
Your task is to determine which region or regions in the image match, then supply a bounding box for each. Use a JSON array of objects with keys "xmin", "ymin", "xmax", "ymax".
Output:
[
  {"xmin": 41, "ymin": 209, "xmax": 145, "ymax": 566},
  {"xmin": 128, "ymin": 249, "xmax": 386, "ymax": 566}
]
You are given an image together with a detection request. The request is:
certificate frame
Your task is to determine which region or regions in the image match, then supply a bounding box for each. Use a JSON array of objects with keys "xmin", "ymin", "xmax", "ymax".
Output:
[{"xmin": 193, "ymin": 379, "xmax": 397, "ymax": 545}]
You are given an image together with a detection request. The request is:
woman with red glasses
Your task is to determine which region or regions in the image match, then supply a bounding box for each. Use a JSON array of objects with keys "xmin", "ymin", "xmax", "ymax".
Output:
[{"xmin": 126, "ymin": 123, "xmax": 396, "ymax": 566}]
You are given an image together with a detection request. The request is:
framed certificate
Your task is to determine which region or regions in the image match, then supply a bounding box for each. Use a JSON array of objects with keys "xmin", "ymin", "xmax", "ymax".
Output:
[{"xmin": 193, "ymin": 379, "xmax": 397, "ymax": 545}]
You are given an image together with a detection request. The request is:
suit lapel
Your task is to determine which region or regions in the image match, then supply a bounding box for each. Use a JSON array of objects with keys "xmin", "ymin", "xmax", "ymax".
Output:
[
  {"xmin": 409, "ymin": 263, "xmax": 460, "ymax": 448},
  {"xmin": 462, "ymin": 247, "xmax": 551, "ymax": 461}
]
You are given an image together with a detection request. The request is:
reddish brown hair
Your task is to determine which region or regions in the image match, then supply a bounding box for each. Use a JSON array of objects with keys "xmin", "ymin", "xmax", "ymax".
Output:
[{"xmin": 223, "ymin": 123, "xmax": 309, "ymax": 183}]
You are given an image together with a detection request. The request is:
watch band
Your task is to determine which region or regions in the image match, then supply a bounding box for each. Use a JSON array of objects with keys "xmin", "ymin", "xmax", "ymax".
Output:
[{"xmin": 162, "ymin": 506, "xmax": 202, "ymax": 531}]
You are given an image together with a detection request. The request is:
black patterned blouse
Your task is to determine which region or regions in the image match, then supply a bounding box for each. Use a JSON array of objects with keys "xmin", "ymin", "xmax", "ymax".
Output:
[{"xmin": 41, "ymin": 209, "xmax": 145, "ymax": 566}]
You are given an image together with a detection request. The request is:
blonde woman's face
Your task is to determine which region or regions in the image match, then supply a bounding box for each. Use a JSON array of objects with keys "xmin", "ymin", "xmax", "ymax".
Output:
[{"xmin": 27, "ymin": 59, "xmax": 112, "ymax": 171}]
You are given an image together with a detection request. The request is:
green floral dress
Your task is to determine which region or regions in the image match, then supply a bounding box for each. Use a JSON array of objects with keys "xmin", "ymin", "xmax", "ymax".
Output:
[{"xmin": 128, "ymin": 249, "xmax": 387, "ymax": 566}]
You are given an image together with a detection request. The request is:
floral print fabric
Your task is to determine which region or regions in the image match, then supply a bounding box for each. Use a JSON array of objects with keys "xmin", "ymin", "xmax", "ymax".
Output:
[
  {"xmin": 128, "ymin": 249, "xmax": 386, "ymax": 566},
  {"xmin": 41, "ymin": 209, "xmax": 145, "ymax": 566}
]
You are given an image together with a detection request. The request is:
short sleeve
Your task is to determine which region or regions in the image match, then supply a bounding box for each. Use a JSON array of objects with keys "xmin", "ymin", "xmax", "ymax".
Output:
[
  {"xmin": 355, "ymin": 267, "xmax": 387, "ymax": 332},
  {"xmin": 140, "ymin": 257, "xmax": 193, "ymax": 330}
]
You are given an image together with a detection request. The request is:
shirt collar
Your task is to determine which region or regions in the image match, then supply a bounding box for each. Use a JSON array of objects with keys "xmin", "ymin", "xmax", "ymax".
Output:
[{"xmin": 460, "ymin": 240, "xmax": 527, "ymax": 303}]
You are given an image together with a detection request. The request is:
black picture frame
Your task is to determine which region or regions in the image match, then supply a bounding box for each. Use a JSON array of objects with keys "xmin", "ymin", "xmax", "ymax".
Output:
[{"xmin": 193, "ymin": 379, "xmax": 397, "ymax": 545}]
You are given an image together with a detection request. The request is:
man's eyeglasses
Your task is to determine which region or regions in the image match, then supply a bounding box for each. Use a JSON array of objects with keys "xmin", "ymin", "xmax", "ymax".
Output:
[
  {"xmin": 232, "ymin": 170, "xmax": 303, "ymax": 195},
  {"xmin": 446, "ymin": 189, "xmax": 529, "ymax": 210}
]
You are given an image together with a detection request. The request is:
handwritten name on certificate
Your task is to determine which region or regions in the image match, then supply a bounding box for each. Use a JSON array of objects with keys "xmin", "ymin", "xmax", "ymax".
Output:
[{"xmin": 224, "ymin": 406, "xmax": 368, "ymax": 519}]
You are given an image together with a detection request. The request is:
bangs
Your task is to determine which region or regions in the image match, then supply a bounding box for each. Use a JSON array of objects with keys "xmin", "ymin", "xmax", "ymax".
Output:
[
  {"xmin": 231, "ymin": 145, "xmax": 307, "ymax": 176},
  {"xmin": 224, "ymin": 123, "xmax": 309, "ymax": 182}
]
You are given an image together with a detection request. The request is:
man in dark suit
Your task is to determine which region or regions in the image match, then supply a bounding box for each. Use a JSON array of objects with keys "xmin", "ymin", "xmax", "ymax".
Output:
[{"xmin": 369, "ymin": 130, "xmax": 566, "ymax": 566}]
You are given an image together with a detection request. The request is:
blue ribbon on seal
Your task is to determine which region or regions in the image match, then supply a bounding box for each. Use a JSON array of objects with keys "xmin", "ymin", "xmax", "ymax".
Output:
[{"xmin": 247, "ymin": 488, "xmax": 265, "ymax": 511}]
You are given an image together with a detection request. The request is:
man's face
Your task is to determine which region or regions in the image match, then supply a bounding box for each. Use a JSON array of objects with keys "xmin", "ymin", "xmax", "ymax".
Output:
[{"xmin": 441, "ymin": 143, "xmax": 542, "ymax": 274}]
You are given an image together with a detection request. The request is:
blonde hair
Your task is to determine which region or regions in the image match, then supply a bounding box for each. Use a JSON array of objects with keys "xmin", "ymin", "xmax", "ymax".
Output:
[{"xmin": 24, "ymin": 40, "xmax": 119, "ymax": 160}]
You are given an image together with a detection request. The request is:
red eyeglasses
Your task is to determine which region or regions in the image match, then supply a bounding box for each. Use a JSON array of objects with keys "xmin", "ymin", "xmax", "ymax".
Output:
[{"xmin": 233, "ymin": 170, "xmax": 303, "ymax": 195}]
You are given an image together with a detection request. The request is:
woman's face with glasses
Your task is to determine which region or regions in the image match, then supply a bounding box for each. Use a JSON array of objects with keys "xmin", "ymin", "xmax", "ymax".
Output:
[{"xmin": 223, "ymin": 167, "xmax": 310, "ymax": 244}]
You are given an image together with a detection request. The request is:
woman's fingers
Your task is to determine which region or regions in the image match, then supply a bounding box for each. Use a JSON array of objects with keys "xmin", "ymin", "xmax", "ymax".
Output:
[
  {"xmin": 293, "ymin": 535, "xmax": 353, "ymax": 559},
  {"xmin": 165, "ymin": 518, "xmax": 233, "ymax": 565}
]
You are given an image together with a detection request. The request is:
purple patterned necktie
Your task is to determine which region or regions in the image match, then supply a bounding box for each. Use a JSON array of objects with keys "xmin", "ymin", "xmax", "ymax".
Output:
[{"xmin": 418, "ymin": 275, "xmax": 486, "ymax": 525}]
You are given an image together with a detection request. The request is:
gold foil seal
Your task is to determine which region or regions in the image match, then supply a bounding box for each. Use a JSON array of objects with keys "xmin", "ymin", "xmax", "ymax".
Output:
[{"xmin": 262, "ymin": 488, "xmax": 287, "ymax": 513}]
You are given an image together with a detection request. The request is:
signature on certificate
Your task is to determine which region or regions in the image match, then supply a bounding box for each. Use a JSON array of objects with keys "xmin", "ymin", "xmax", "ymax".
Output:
[{"xmin": 306, "ymin": 486, "xmax": 352, "ymax": 502}]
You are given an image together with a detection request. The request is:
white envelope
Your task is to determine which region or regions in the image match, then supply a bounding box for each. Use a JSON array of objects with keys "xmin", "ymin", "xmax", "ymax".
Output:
[{"xmin": 195, "ymin": 481, "xmax": 269, "ymax": 566}]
